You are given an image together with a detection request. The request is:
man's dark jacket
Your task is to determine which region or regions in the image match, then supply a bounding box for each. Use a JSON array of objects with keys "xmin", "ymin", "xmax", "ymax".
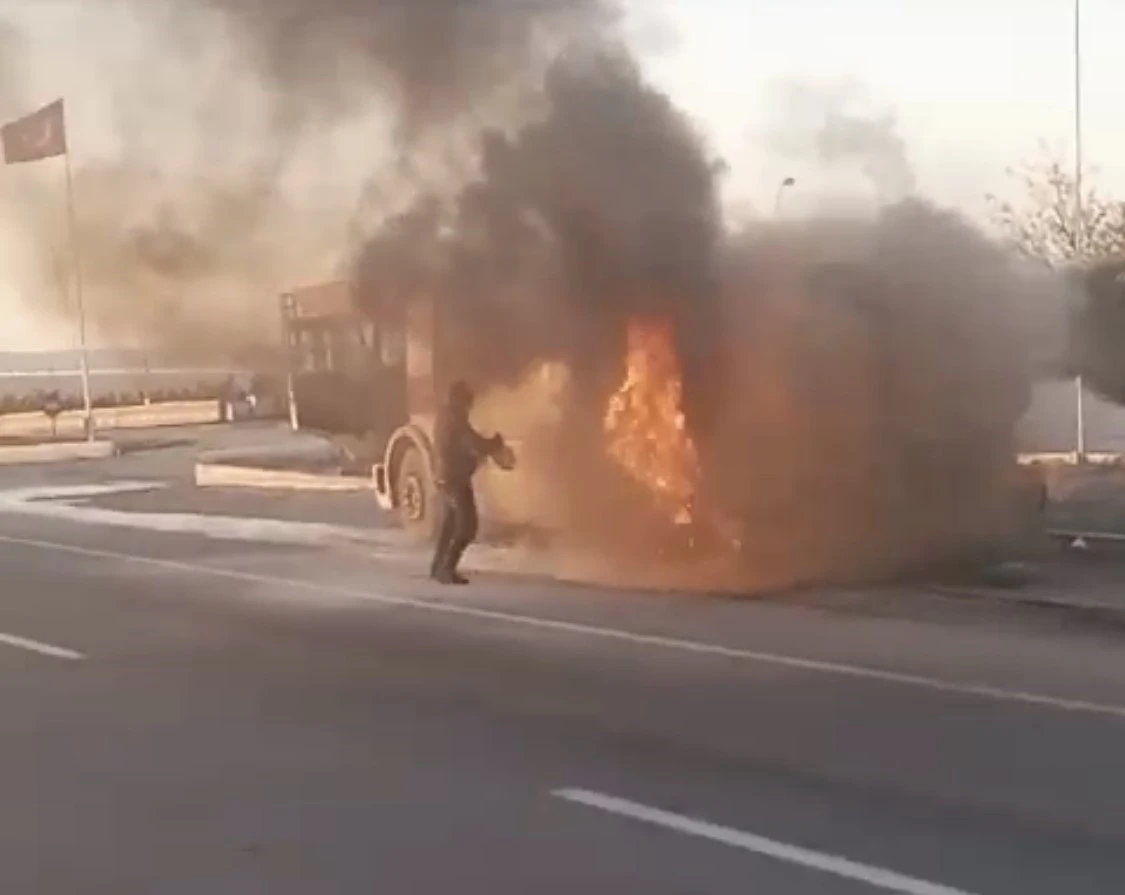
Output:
[{"xmin": 433, "ymin": 405, "xmax": 497, "ymax": 489}]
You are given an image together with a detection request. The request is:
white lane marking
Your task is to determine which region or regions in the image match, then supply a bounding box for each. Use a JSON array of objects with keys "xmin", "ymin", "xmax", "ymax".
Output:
[
  {"xmin": 0, "ymin": 482, "xmax": 166, "ymax": 501},
  {"xmin": 553, "ymin": 788, "xmax": 981, "ymax": 895},
  {"xmin": 0, "ymin": 631, "xmax": 84, "ymax": 660},
  {"xmin": 0, "ymin": 531, "xmax": 1123, "ymax": 720}
]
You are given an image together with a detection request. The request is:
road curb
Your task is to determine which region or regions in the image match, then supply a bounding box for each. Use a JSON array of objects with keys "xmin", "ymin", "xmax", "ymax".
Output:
[
  {"xmin": 194, "ymin": 462, "xmax": 372, "ymax": 492},
  {"xmin": 926, "ymin": 583, "xmax": 1125, "ymax": 623},
  {"xmin": 0, "ymin": 401, "xmax": 220, "ymax": 440},
  {"xmin": 0, "ymin": 440, "xmax": 117, "ymax": 465}
]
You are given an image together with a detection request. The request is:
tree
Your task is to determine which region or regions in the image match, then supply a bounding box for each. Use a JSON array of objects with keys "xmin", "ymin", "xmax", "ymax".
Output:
[
  {"xmin": 987, "ymin": 151, "xmax": 1125, "ymax": 265},
  {"xmin": 990, "ymin": 153, "xmax": 1125, "ymax": 405}
]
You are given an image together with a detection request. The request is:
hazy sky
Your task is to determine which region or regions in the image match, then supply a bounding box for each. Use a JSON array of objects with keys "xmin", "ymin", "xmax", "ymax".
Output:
[
  {"xmin": 641, "ymin": 0, "xmax": 1114, "ymax": 215},
  {"xmin": 0, "ymin": 0, "xmax": 1118, "ymax": 349},
  {"xmin": 7, "ymin": 0, "xmax": 1113, "ymax": 211}
]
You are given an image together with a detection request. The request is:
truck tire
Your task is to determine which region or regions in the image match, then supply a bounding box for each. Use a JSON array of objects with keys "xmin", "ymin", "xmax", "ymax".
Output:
[{"xmin": 394, "ymin": 445, "xmax": 438, "ymax": 543}]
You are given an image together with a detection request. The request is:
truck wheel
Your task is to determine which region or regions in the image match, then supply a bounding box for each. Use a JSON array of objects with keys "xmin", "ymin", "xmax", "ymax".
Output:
[{"xmin": 395, "ymin": 445, "xmax": 438, "ymax": 542}]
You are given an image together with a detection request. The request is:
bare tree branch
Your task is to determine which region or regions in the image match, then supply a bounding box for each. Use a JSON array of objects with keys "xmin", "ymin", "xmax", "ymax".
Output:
[{"xmin": 988, "ymin": 151, "xmax": 1125, "ymax": 268}]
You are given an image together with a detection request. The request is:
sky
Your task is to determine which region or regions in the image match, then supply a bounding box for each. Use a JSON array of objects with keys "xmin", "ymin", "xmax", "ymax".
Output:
[
  {"xmin": 639, "ymin": 0, "xmax": 1117, "ymax": 215},
  {"xmin": 0, "ymin": 0, "xmax": 1120, "ymax": 350}
]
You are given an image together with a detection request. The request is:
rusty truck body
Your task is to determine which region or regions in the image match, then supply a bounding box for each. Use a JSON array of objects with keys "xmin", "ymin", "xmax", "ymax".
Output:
[{"xmin": 280, "ymin": 282, "xmax": 521, "ymax": 541}]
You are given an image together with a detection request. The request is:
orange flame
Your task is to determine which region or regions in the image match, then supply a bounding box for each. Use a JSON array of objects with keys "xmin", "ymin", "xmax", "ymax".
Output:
[{"xmin": 604, "ymin": 318, "xmax": 700, "ymax": 524}]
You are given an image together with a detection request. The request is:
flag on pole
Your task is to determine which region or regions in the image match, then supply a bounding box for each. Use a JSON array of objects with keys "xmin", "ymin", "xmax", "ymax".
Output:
[
  {"xmin": 2, "ymin": 99, "xmax": 66, "ymax": 164},
  {"xmin": 1, "ymin": 97, "xmax": 91, "ymax": 437}
]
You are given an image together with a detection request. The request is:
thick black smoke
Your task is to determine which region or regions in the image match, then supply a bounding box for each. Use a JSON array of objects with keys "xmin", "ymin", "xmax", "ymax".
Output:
[
  {"xmin": 1072, "ymin": 259, "xmax": 1125, "ymax": 403},
  {"xmin": 702, "ymin": 203, "xmax": 1040, "ymax": 585},
  {"xmin": 354, "ymin": 48, "xmax": 722, "ymax": 393},
  {"xmin": 134, "ymin": 0, "xmax": 613, "ymax": 141},
  {"xmin": 3, "ymin": 3, "xmax": 1055, "ymax": 585},
  {"xmin": 350, "ymin": 48, "xmax": 728, "ymax": 554},
  {"xmin": 350, "ymin": 49, "xmax": 1044, "ymax": 584}
]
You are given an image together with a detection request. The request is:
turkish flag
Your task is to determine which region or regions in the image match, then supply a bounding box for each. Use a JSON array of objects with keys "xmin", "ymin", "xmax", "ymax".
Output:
[{"xmin": 2, "ymin": 99, "xmax": 66, "ymax": 164}]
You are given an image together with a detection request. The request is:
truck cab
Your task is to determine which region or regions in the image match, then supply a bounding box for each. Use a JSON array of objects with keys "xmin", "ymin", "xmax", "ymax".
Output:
[
  {"xmin": 281, "ymin": 282, "xmax": 404, "ymax": 439},
  {"xmin": 281, "ymin": 284, "xmax": 451, "ymax": 540}
]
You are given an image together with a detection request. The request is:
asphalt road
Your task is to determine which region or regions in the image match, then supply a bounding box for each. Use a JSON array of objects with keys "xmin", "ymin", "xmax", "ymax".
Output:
[{"xmin": 1, "ymin": 430, "xmax": 1125, "ymax": 892}]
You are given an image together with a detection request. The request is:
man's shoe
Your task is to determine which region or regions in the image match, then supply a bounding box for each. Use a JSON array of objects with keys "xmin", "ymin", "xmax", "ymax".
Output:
[{"xmin": 450, "ymin": 572, "xmax": 470, "ymax": 585}]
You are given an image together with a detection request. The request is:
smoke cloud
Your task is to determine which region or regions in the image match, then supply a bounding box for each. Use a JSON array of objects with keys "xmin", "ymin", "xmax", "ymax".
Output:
[
  {"xmin": 1072, "ymin": 260, "xmax": 1125, "ymax": 404},
  {"xmin": 354, "ymin": 48, "xmax": 722, "ymax": 386},
  {"xmin": 1, "ymin": 2, "xmax": 1064, "ymax": 587},
  {"xmin": 701, "ymin": 204, "xmax": 1043, "ymax": 586},
  {"xmin": 764, "ymin": 78, "xmax": 916, "ymax": 204},
  {"xmin": 162, "ymin": 0, "xmax": 613, "ymax": 140},
  {"xmin": 348, "ymin": 49, "xmax": 1050, "ymax": 587},
  {"xmin": 0, "ymin": 18, "xmax": 24, "ymax": 98},
  {"xmin": 1, "ymin": 0, "xmax": 612, "ymax": 356}
]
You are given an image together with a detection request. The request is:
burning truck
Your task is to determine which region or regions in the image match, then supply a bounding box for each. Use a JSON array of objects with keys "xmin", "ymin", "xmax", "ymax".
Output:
[
  {"xmin": 279, "ymin": 280, "xmax": 710, "ymax": 551},
  {"xmin": 279, "ymin": 211, "xmax": 1052, "ymax": 591},
  {"xmin": 270, "ymin": 56, "xmax": 1070, "ymax": 592}
]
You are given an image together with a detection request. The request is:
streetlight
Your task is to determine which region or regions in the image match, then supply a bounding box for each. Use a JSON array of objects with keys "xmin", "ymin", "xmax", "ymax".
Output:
[
  {"xmin": 1073, "ymin": 0, "xmax": 1087, "ymax": 461},
  {"xmin": 775, "ymin": 176, "xmax": 796, "ymax": 215}
]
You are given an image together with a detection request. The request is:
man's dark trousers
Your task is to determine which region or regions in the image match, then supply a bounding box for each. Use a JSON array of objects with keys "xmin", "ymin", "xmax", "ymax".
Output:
[{"xmin": 430, "ymin": 484, "xmax": 479, "ymax": 580}]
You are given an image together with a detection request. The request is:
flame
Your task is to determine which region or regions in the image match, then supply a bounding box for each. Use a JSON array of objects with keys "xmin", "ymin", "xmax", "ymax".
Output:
[{"xmin": 604, "ymin": 317, "xmax": 700, "ymax": 524}]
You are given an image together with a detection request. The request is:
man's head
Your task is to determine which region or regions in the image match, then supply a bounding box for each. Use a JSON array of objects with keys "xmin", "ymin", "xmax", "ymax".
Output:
[{"xmin": 448, "ymin": 380, "xmax": 474, "ymax": 412}]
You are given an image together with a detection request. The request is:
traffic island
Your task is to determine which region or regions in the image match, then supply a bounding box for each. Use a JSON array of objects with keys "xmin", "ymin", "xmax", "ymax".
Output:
[
  {"xmin": 0, "ymin": 401, "xmax": 221, "ymax": 442},
  {"xmin": 194, "ymin": 441, "xmax": 371, "ymax": 492},
  {"xmin": 194, "ymin": 462, "xmax": 372, "ymax": 492},
  {"xmin": 0, "ymin": 437, "xmax": 116, "ymax": 465}
]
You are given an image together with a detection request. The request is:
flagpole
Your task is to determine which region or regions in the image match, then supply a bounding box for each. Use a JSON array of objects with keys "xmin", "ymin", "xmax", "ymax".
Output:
[{"xmin": 62, "ymin": 132, "xmax": 93, "ymax": 441}]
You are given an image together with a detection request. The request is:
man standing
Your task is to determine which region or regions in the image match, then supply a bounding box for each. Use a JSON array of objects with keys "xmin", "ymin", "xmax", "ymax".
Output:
[{"xmin": 429, "ymin": 380, "xmax": 511, "ymax": 584}]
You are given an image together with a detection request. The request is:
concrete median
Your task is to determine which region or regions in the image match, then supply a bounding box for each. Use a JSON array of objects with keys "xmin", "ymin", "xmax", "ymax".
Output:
[
  {"xmin": 0, "ymin": 401, "xmax": 220, "ymax": 440},
  {"xmin": 194, "ymin": 462, "xmax": 372, "ymax": 492},
  {"xmin": 0, "ymin": 439, "xmax": 116, "ymax": 465}
]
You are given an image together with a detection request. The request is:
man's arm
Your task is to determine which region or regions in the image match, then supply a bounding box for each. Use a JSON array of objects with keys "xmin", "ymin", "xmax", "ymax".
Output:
[{"xmin": 463, "ymin": 424, "xmax": 502, "ymax": 459}]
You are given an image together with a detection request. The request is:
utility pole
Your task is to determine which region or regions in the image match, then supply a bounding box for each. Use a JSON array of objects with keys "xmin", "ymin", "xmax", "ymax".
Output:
[
  {"xmin": 1073, "ymin": 0, "xmax": 1087, "ymax": 462},
  {"xmin": 774, "ymin": 177, "xmax": 795, "ymax": 215}
]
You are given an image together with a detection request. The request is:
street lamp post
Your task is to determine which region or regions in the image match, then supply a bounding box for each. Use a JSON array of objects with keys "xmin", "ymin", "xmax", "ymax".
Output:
[
  {"xmin": 775, "ymin": 176, "xmax": 796, "ymax": 215},
  {"xmin": 1073, "ymin": 0, "xmax": 1087, "ymax": 461}
]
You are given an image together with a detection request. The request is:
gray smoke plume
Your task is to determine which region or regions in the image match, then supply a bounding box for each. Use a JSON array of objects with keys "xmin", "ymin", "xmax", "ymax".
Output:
[
  {"xmin": 1072, "ymin": 260, "xmax": 1125, "ymax": 403},
  {"xmin": 350, "ymin": 47, "xmax": 726, "ymax": 555},
  {"xmin": 3, "ymin": 0, "xmax": 613, "ymax": 356},
  {"xmin": 764, "ymin": 78, "xmax": 916, "ymax": 203},
  {"xmin": 126, "ymin": 0, "xmax": 614, "ymax": 143},
  {"xmin": 703, "ymin": 203, "xmax": 1043, "ymax": 585},
  {"xmin": 1, "ymin": 3, "xmax": 1060, "ymax": 587},
  {"xmin": 349, "ymin": 51, "xmax": 1047, "ymax": 587},
  {"xmin": 0, "ymin": 18, "xmax": 24, "ymax": 102},
  {"xmin": 22, "ymin": 163, "xmax": 326, "ymax": 360},
  {"xmin": 354, "ymin": 47, "xmax": 723, "ymax": 388}
]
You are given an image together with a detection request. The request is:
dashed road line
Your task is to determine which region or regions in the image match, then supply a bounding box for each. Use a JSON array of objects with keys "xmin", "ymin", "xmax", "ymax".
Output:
[
  {"xmin": 0, "ymin": 630, "xmax": 84, "ymax": 661},
  {"xmin": 553, "ymin": 788, "xmax": 982, "ymax": 895}
]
